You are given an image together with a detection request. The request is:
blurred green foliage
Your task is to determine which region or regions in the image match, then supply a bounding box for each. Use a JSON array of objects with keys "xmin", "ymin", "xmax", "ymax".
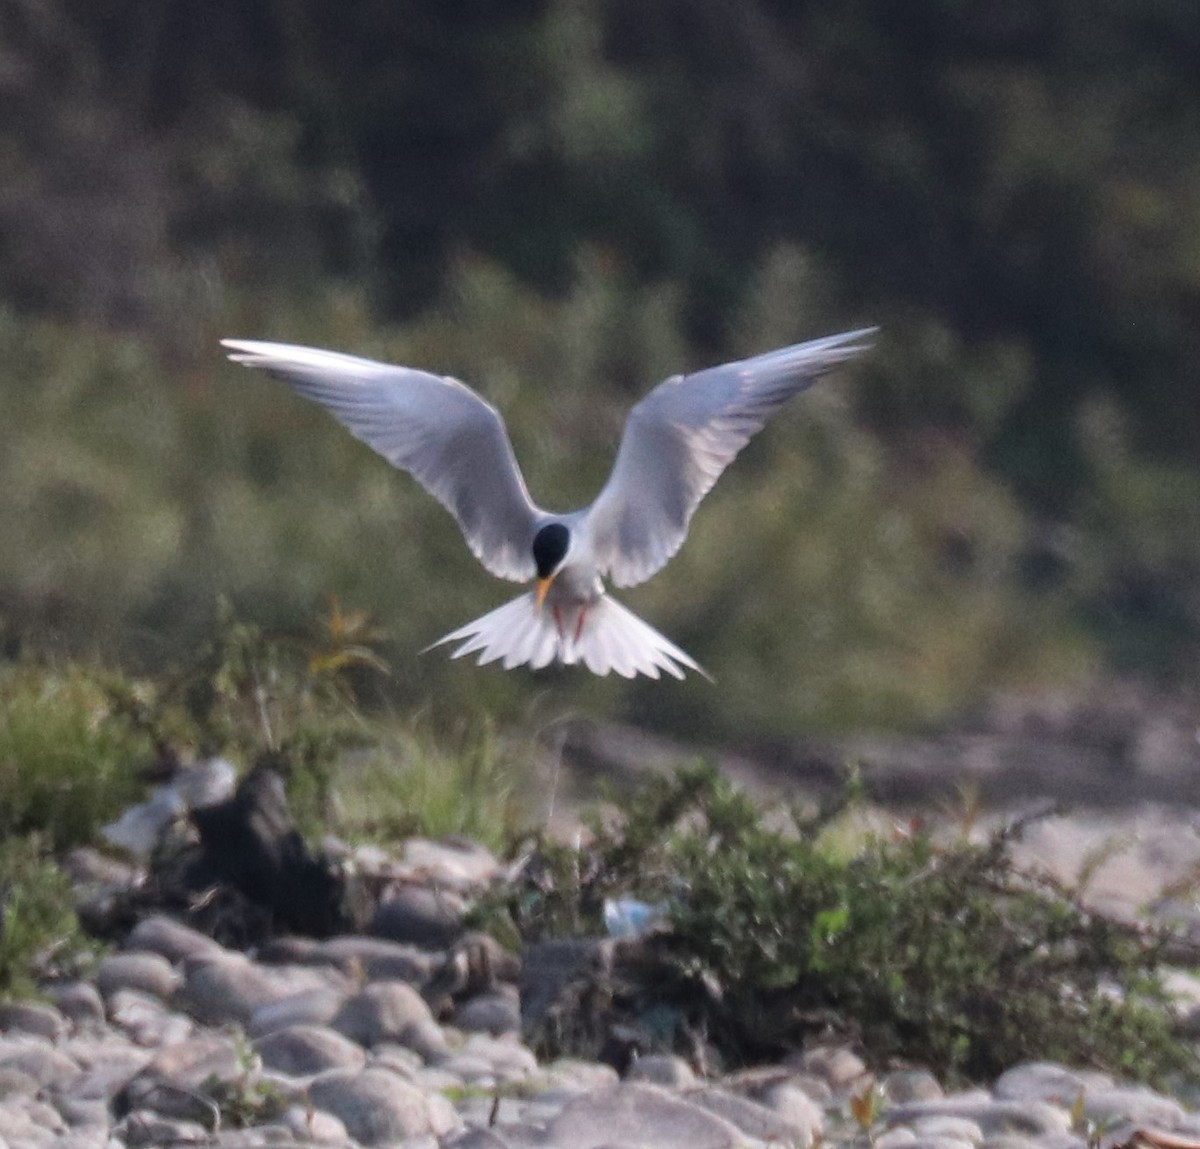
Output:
[
  {"xmin": 0, "ymin": 836, "xmax": 94, "ymax": 1001},
  {"xmin": 0, "ymin": 663, "xmax": 151, "ymax": 851},
  {"xmin": 2, "ymin": 0, "xmax": 1199, "ymax": 738}
]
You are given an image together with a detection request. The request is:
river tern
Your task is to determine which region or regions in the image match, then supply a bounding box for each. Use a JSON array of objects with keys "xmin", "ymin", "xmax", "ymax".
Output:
[{"xmin": 222, "ymin": 327, "xmax": 874, "ymax": 679}]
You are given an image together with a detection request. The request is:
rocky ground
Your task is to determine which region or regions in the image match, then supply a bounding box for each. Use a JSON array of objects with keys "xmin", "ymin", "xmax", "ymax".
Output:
[
  {"xmin": 5, "ymin": 678, "xmax": 1200, "ymax": 1149},
  {"xmin": 3, "ymin": 819, "xmax": 1200, "ymax": 1149}
]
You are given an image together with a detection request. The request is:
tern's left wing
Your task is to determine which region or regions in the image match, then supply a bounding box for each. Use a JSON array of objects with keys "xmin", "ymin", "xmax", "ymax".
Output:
[
  {"xmin": 222, "ymin": 340, "xmax": 542, "ymax": 581},
  {"xmin": 586, "ymin": 328, "xmax": 876, "ymax": 588}
]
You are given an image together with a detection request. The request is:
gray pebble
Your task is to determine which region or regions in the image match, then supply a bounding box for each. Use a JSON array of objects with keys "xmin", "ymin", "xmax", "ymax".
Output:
[
  {"xmin": 114, "ymin": 1110, "xmax": 212, "ymax": 1146},
  {"xmin": 45, "ymin": 984, "xmax": 105, "ymax": 1031},
  {"xmin": 107, "ymin": 988, "xmax": 193, "ymax": 1047},
  {"xmin": 885, "ymin": 1068, "xmax": 945, "ymax": 1102},
  {"xmin": 248, "ymin": 986, "xmax": 349, "ymax": 1037},
  {"xmin": 330, "ymin": 981, "xmax": 437, "ymax": 1048},
  {"xmin": 1080, "ymin": 1085, "xmax": 1185, "ymax": 1128},
  {"xmin": 253, "ymin": 1024, "xmax": 367, "ymax": 1075},
  {"xmin": 793, "ymin": 1046, "xmax": 870, "ymax": 1093},
  {"xmin": 0, "ymin": 1003, "xmax": 66, "ymax": 1042},
  {"xmin": 96, "ymin": 950, "xmax": 181, "ymax": 1001},
  {"xmin": 905, "ymin": 1138, "xmax": 976, "ymax": 1149},
  {"xmin": 757, "ymin": 1082, "xmax": 825, "ymax": 1132},
  {"xmin": 125, "ymin": 914, "xmax": 227, "ymax": 963},
  {"xmin": 370, "ymin": 886, "xmax": 466, "ymax": 949},
  {"xmin": 877, "ymin": 1129, "xmax": 919, "ymax": 1149},
  {"xmin": 911, "ymin": 1115, "xmax": 984, "ymax": 1143},
  {"xmin": 0, "ymin": 1042, "xmax": 80, "ymax": 1089},
  {"xmin": 52, "ymin": 1095, "xmax": 109, "ymax": 1129},
  {"xmin": 980, "ymin": 1135, "xmax": 1048, "ymax": 1149},
  {"xmin": 454, "ymin": 990, "xmax": 522, "ymax": 1036},
  {"xmin": 890, "ymin": 1097, "xmax": 1071, "ymax": 1138},
  {"xmin": 180, "ymin": 955, "xmax": 344, "ymax": 1027},
  {"xmin": 690, "ymin": 1082, "xmax": 820, "ymax": 1145},
  {"xmin": 309, "ymin": 1067, "xmax": 461, "ymax": 1146},
  {"xmin": 312, "ymin": 935, "xmax": 436, "ymax": 983},
  {"xmin": 625, "ymin": 1053, "xmax": 698, "ymax": 1088},
  {"xmin": 992, "ymin": 1062, "xmax": 1112, "ymax": 1105},
  {"xmin": 281, "ymin": 1102, "xmax": 349, "ymax": 1143},
  {"xmin": 546, "ymin": 1081, "xmax": 746, "ymax": 1149}
]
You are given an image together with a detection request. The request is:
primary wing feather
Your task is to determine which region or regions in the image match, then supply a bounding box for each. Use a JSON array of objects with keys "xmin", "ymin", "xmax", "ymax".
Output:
[
  {"xmin": 222, "ymin": 340, "xmax": 541, "ymax": 581},
  {"xmin": 587, "ymin": 328, "xmax": 876, "ymax": 587}
]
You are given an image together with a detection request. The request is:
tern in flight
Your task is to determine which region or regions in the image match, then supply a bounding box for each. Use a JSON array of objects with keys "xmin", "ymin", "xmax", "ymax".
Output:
[{"xmin": 223, "ymin": 327, "xmax": 874, "ymax": 680}]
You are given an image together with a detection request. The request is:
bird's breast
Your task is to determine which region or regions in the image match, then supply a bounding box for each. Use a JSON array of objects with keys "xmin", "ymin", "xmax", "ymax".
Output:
[{"xmin": 548, "ymin": 564, "xmax": 605, "ymax": 606}]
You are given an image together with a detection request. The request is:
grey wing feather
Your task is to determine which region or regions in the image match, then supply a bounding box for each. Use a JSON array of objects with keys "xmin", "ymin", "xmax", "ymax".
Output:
[
  {"xmin": 587, "ymin": 328, "xmax": 876, "ymax": 587},
  {"xmin": 221, "ymin": 340, "xmax": 542, "ymax": 581}
]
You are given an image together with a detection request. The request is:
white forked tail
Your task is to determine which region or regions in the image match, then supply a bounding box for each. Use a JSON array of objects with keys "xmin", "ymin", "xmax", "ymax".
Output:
[{"xmin": 426, "ymin": 592, "xmax": 709, "ymax": 680}]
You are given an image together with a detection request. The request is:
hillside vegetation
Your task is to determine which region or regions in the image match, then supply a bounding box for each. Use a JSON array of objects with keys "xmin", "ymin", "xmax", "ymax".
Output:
[{"xmin": 3, "ymin": 0, "xmax": 1200, "ymax": 739}]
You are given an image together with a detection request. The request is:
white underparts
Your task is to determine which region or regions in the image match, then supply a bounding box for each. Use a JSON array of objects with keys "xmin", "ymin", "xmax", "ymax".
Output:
[{"xmin": 426, "ymin": 592, "xmax": 708, "ymax": 680}]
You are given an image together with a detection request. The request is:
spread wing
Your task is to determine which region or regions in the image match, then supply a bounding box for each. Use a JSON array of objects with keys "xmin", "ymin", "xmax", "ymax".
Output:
[
  {"xmin": 586, "ymin": 328, "xmax": 876, "ymax": 587},
  {"xmin": 222, "ymin": 340, "xmax": 543, "ymax": 581}
]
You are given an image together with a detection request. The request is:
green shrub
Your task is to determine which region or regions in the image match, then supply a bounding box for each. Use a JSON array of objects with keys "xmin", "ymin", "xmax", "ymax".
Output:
[
  {"xmin": 0, "ymin": 663, "xmax": 151, "ymax": 850},
  {"xmin": 493, "ymin": 764, "xmax": 1196, "ymax": 1085},
  {"xmin": 0, "ymin": 836, "xmax": 94, "ymax": 1000}
]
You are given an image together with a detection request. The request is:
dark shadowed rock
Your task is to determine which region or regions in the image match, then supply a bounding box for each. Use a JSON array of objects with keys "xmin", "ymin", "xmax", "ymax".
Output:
[
  {"xmin": 248, "ymin": 986, "xmax": 349, "ymax": 1037},
  {"xmin": 46, "ymin": 983, "xmax": 106, "ymax": 1031},
  {"xmin": 253, "ymin": 1024, "xmax": 367, "ymax": 1075},
  {"xmin": 188, "ymin": 765, "xmax": 348, "ymax": 937},
  {"xmin": 519, "ymin": 937, "xmax": 611, "ymax": 1031},
  {"xmin": 454, "ymin": 990, "xmax": 522, "ymax": 1035},
  {"xmin": 96, "ymin": 951, "xmax": 181, "ymax": 1002},
  {"xmin": 178, "ymin": 954, "xmax": 346, "ymax": 1026},
  {"xmin": 125, "ymin": 915, "xmax": 226, "ymax": 964},
  {"xmin": 260, "ymin": 933, "xmax": 435, "ymax": 984},
  {"xmin": 115, "ymin": 1032, "xmax": 245, "ymax": 1123},
  {"xmin": 369, "ymin": 885, "xmax": 467, "ymax": 949},
  {"xmin": 0, "ymin": 1001, "xmax": 68, "ymax": 1041},
  {"xmin": 330, "ymin": 982, "xmax": 447, "ymax": 1058}
]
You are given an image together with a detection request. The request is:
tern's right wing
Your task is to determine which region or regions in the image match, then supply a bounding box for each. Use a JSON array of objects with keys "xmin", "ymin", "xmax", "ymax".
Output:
[
  {"xmin": 586, "ymin": 328, "xmax": 876, "ymax": 588},
  {"xmin": 222, "ymin": 340, "xmax": 542, "ymax": 582}
]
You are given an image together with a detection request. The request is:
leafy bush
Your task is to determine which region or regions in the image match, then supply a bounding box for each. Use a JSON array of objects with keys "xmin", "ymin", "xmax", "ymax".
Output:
[
  {"xmin": 0, "ymin": 663, "xmax": 151, "ymax": 850},
  {"xmin": 0, "ymin": 836, "xmax": 94, "ymax": 1000},
  {"xmin": 492, "ymin": 764, "xmax": 1196, "ymax": 1085}
]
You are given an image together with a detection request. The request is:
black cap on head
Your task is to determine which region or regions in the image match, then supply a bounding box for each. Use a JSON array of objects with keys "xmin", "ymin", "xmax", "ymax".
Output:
[{"xmin": 532, "ymin": 523, "xmax": 570, "ymax": 579}]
